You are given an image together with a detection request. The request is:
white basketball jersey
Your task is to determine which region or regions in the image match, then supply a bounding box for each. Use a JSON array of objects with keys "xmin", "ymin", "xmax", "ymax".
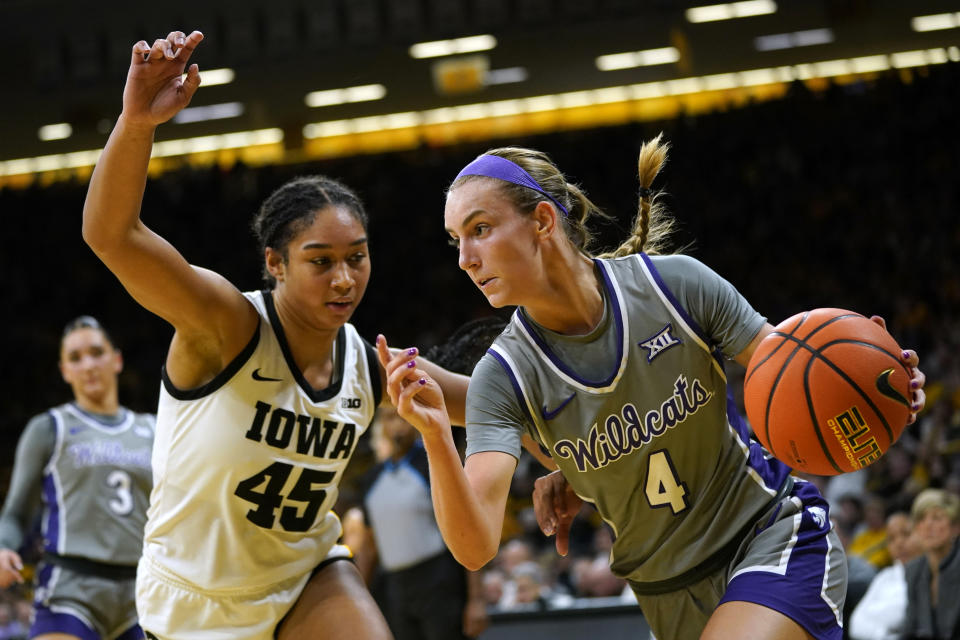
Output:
[{"xmin": 141, "ymin": 290, "xmax": 379, "ymax": 594}]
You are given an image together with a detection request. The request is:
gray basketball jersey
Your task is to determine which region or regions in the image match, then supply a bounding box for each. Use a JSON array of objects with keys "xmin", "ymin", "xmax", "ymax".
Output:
[
  {"xmin": 43, "ymin": 403, "xmax": 154, "ymax": 566},
  {"xmin": 467, "ymin": 254, "xmax": 793, "ymax": 589}
]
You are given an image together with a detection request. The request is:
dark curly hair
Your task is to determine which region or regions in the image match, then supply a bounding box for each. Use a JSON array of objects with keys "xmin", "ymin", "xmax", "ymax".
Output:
[
  {"xmin": 251, "ymin": 175, "xmax": 369, "ymax": 287},
  {"xmin": 425, "ymin": 316, "xmax": 509, "ymax": 375}
]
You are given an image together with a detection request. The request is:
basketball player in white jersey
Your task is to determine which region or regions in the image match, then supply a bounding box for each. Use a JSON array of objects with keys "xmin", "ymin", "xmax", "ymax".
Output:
[
  {"xmin": 82, "ymin": 30, "xmax": 468, "ymax": 640},
  {"xmin": 0, "ymin": 316, "xmax": 154, "ymax": 639},
  {"xmin": 378, "ymin": 137, "xmax": 926, "ymax": 640}
]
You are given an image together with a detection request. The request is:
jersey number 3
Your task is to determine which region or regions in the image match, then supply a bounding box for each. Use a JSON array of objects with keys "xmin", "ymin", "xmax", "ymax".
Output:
[
  {"xmin": 645, "ymin": 449, "xmax": 689, "ymax": 515},
  {"xmin": 234, "ymin": 462, "xmax": 335, "ymax": 532}
]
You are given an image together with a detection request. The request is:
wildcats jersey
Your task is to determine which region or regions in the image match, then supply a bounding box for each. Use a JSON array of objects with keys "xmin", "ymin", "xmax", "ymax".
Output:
[
  {"xmin": 142, "ymin": 290, "xmax": 380, "ymax": 594},
  {"xmin": 468, "ymin": 254, "xmax": 793, "ymax": 590},
  {"xmin": 43, "ymin": 404, "xmax": 154, "ymax": 566}
]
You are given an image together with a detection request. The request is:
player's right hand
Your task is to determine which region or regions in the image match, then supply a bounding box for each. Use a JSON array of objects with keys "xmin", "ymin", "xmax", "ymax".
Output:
[
  {"xmin": 376, "ymin": 335, "xmax": 451, "ymax": 438},
  {"xmin": 122, "ymin": 30, "xmax": 204, "ymax": 127},
  {"xmin": 533, "ymin": 470, "xmax": 582, "ymax": 556},
  {"xmin": 0, "ymin": 549, "xmax": 24, "ymax": 588}
]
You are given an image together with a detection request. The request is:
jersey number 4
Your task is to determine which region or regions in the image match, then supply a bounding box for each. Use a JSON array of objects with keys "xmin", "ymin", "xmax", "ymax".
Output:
[
  {"xmin": 234, "ymin": 462, "xmax": 335, "ymax": 532},
  {"xmin": 645, "ymin": 450, "xmax": 689, "ymax": 515}
]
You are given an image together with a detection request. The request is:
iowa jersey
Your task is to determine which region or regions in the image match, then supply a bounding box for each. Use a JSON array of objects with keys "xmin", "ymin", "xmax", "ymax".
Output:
[
  {"xmin": 467, "ymin": 254, "xmax": 792, "ymax": 589},
  {"xmin": 142, "ymin": 290, "xmax": 380, "ymax": 593},
  {"xmin": 43, "ymin": 403, "xmax": 154, "ymax": 566}
]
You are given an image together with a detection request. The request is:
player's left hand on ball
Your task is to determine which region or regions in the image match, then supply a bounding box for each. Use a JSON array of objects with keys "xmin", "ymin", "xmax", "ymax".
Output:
[{"xmin": 870, "ymin": 315, "xmax": 925, "ymax": 424}]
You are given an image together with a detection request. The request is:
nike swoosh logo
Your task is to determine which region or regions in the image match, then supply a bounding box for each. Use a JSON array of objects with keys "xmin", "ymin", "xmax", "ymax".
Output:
[
  {"xmin": 252, "ymin": 368, "xmax": 283, "ymax": 382},
  {"xmin": 541, "ymin": 393, "xmax": 575, "ymax": 421},
  {"xmin": 875, "ymin": 368, "xmax": 910, "ymax": 407}
]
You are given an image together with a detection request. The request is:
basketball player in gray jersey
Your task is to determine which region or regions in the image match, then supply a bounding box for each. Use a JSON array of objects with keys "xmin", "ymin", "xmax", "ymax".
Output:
[
  {"xmin": 379, "ymin": 136, "xmax": 926, "ymax": 640},
  {"xmin": 0, "ymin": 316, "xmax": 153, "ymax": 640}
]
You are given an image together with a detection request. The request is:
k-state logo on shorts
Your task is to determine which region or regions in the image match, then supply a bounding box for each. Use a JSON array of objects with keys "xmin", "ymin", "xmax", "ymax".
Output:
[
  {"xmin": 808, "ymin": 506, "xmax": 827, "ymax": 528},
  {"xmin": 638, "ymin": 323, "xmax": 681, "ymax": 363},
  {"xmin": 341, "ymin": 397, "xmax": 362, "ymax": 409}
]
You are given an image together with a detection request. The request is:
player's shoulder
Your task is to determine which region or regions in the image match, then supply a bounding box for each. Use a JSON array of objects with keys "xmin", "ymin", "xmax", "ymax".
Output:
[{"xmin": 24, "ymin": 408, "xmax": 58, "ymax": 432}]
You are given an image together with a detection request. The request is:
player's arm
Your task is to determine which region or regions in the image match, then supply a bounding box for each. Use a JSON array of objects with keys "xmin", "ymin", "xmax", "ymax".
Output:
[
  {"xmin": 0, "ymin": 415, "xmax": 56, "ymax": 588},
  {"xmin": 377, "ymin": 336, "xmax": 516, "ymax": 570},
  {"xmin": 733, "ymin": 323, "xmax": 775, "ymax": 368},
  {"xmin": 418, "ymin": 359, "xmax": 469, "ymax": 426},
  {"xmin": 82, "ymin": 30, "xmax": 256, "ymax": 387}
]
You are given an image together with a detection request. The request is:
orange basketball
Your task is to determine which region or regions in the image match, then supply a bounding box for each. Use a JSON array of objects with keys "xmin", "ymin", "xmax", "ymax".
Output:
[{"xmin": 744, "ymin": 308, "xmax": 912, "ymax": 476}]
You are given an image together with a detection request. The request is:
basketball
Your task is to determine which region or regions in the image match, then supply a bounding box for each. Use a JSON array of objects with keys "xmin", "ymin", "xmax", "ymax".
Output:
[{"xmin": 744, "ymin": 308, "xmax": 913, "ymax": 476}]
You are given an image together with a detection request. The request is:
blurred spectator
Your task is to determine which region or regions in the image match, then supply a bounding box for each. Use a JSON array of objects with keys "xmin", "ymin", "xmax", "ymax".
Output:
[
  {"xmin": 849, "ymin": 512, "xmax": 920, "ymax": 640},
  {"xmin": 481, "ymin": 568, "xmax": 508, "ymax": 608},
  {"xmin": 571, "ymin": 526, "xmax": 627, "ymax": 598},
  {"xmin": 834, "ymin": 515, "xmax": 878, "ymax": 630},
  {"xmin": 0, "ymin": 601, "xmax": 25, "ymax": 640},
  {"xmin": 352, "ymin": 407, "xmax": 488, "ymax": 639},
  {"xmin": 849, "ymin": 496, "xmax": 896, "ymax": 570},
  {"xmin": 903, "ymin": 488, "xmax": 960, "ymax": 639}
]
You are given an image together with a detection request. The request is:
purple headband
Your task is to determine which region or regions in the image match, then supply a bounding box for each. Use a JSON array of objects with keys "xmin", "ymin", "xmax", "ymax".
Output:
[{"xmin": 454, "ymin": 154, "xmax": 569, "ymax": 216}]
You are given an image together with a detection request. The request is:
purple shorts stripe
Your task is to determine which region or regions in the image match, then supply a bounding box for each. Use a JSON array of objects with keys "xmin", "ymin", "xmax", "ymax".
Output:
[
  {"xmin": 720, "ymin": 482, "xmax": 842, "ymax": 640},
  {"xmin": 31, "ymin": 605, "xmax": 99, "ymax": 640},
  {"xmin": 31, "ymin": 603, "xmax": 145, "ymax": 640}
]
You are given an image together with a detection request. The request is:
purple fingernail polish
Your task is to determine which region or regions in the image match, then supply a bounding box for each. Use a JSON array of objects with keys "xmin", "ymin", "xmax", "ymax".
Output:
[
  {"xmin": 912, "ymin": 403, "xmax": 920, "ymax": 411},
  {"xmin": 418, "ymin": 378, "xmax": 426, "ymax": 385},
  {"xmin": 407, "ymin": 348, "xmax": 417, "ymax": 356},
  {"xmin": 911, "ymin": 380, "xmax": 919, "ymax": 389},
  {"xmin": 406, "ymin": 360, "xmax": 416, "ymax": 369},
  {"xmin": 902, "ymin": 351, "xmax": 910, "ymax": 359}
]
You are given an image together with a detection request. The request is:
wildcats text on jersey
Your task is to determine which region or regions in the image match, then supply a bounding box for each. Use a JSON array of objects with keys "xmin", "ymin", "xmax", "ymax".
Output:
[
  {"xmin": 244, "ymin": 400, "xmax": 357, "ymax": 459},
  {"xmin": 553, "ymin": 375, "xmax": 714, "ymax": 472}
]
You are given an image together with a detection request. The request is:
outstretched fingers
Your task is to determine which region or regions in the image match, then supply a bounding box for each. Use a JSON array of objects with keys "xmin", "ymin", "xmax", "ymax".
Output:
[
  {"xmin": 376, "ymin": 335, "xmax": 423, "ymax": 406},
  {"xmin": 172, "ymin": 30, "xmax": 204, "ymax": 64}
]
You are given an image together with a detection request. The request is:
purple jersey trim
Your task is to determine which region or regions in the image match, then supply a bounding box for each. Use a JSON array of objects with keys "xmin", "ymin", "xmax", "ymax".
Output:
[
  {"xmin": 41, "ymin": 472, "xmax": 59, "ymax": 554},
  {"xmin": 486, "ymin": 348, "xmax": 536, "ymax": 428},
  {"xmin": 720, "ymin": 482, "xmax": 842, "ymax": 640},
  {"xmin": 514, "ymin": 259, "xmax": 625, "ymax": 388},
  {"xmin": 725, "ymin": 389, "xmax": 792, "ymax": 490},
  {"xmin": 639, "ymin": 253, "xmax": 725, "ymax": 371}
]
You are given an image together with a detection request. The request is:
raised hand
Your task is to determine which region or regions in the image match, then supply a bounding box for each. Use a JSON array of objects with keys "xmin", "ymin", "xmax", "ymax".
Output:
[
  {"xmin": 376, "ymin": 335, "xmax": 451, "ymax": 436},
  {"xmin": 533, "ymin": 470, "xmax": 583, "ymax": 556},
  {"xmin": 122, "ymin": 30, "xmax": 204, "ymax": 127}
]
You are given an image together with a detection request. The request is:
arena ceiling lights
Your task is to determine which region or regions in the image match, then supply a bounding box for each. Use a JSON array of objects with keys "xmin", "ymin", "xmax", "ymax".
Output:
[
  {"xmin": 37, "ymin": 123, "xmax": 72, "ymax": 141},
  {"xmin": 755, "ymin": 28, "xmax": 834, "ymax": 51},
  {"xmin": 299, "ymin": 46, "xmax": 959, "ymax": 138},
  {"xmin": 305, "ymin": 84, "xmax": 387, "ymax": 108},
  {"xmin": 5, "ymin": 47, "xmax": 959, "ymax": 179},
  {"xmin": 596, "ymin": 47, "xmax": 680, "ymax": 71},
  {"xmin": 408, "ymin": 34, "xmax": 497, "ymax": 59},
  {"xmin": 685, "ymin": 0, "xmax": 777, "ymax": 23},
  {"xmin": 911, "ymin": 12, "xmax": 960, "ymax": 32},
  {"xmin": 173, "ymin": 102, "xmax": 245, "ymax": 124},
  {"xmin": 197, "ymin": 68, "xmax": 236, "ymax": 87}
]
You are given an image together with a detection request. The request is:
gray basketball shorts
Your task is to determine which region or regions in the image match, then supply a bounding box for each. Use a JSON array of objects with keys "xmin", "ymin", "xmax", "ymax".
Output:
[
  {"xmin": 32, "ymin": 560, "xmax": 142, "ymax": 639},
  {"xmin": 631, "ymin": 479, "xmax": 846, "ymax": 640}
]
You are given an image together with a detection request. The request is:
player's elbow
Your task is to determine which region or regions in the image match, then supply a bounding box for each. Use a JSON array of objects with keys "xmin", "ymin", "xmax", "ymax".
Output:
[
  {"xmin": 457, "ymin": 549, "xmax": 496, "ymax": 572},
  {"xmin": 81, "ymin": 209, "xmax": 112, "ymax": 254},
  {"xmin": 452, "ymin": 538, "xmax": 498, "ymax": 571}
]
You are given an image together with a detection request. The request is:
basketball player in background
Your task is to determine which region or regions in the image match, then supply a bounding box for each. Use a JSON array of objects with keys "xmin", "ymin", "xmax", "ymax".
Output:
[
  {"xmin": 378, "ymin": 136, "xmax": 926, "ymax": 639},
  {"xmin": 0, "ymin": 316, "xmax": 154, "ymax": 639},
  {"xmin": 82, "ymin": 30, "xmax": 468, "ymax": 639}
]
